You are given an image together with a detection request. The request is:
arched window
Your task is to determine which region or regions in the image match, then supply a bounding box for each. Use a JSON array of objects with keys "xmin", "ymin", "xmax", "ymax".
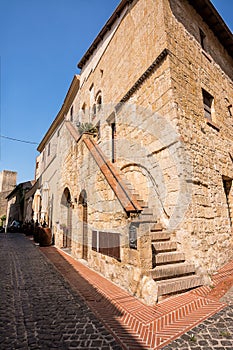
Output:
[
  {"xmin": 96, "ymin": 94, "xmax": 102, "ymax": 112},
  {"xmin": 95, "ymin": 91, "xmax": 102, "ymax": 113}
]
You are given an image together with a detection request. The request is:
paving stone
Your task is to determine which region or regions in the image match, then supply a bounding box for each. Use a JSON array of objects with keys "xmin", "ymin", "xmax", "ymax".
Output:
[
  {"xmin": 161, "ymin": 303, "xmax": 233, "ymax": 349},
  {"xmin": 0, "ymin": 233, "xmax": 122, "ymax": 350}
]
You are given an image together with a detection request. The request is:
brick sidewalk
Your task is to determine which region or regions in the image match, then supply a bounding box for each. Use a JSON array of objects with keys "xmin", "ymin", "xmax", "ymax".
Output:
[{"xmin": 40, "ymin": 246, "xmax": 233, "ymax": 350}]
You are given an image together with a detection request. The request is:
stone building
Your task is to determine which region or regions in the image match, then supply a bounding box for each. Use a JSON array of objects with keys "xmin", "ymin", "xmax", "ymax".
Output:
[
  {"xmin": 0, "ymin": 170, "xmax": 17, "ymax": 222},
  {"xmin": 6, "ymin": 180, "xmax": 34, "ymax": 227},
  {"xmin": 35, "ymin": 0, "xmax": 233, "ymax": 304}
]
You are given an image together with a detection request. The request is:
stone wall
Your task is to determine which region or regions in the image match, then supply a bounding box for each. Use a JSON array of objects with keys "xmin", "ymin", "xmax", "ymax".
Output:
[
  {"xmin": 164, "ymin": 0, "xmax": 233, "ymax": 273},
  {"xmin": 0, "ymin": 171, "xmax": 17, "ymax": 219},
  {"xmin": 37, "ymin": 0, "xmax": 233, "ymax": 304}
]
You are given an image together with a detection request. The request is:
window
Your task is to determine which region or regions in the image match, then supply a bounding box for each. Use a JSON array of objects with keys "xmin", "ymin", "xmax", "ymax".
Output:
[
  {"xmin": 96, "ymin": 121, "xmax": 100, "ymax": 140},
  {"xmin": 89, "ymin": 84, "xmax": 94, "ymax": 120},
  {"xmin": 92, "ymin": 104, "xmax": 96, "ymax": 119},
  {"xmin": 47, "ymin": 143, "xmax": 51, "ymax": 156},
  {"xmin": 111, "ymin": 122, "xmax": 116, "ymax": 163},
  {"xmin": 92, "ymin": 230, "xmax": 120, "ymax": 260},
  {"xmin": 96, "ymin": 93, "xmax": 102, "ymax": 112},
  {"xmin": 199, "ymin": 28, "xmax": 206, "ymax": 50},
  {"xmin": 70, "ymin": 106, "xmax": 73, "ymax": 122},
  {"xmin": 202, "ymin": 89, "xmax": 213, "ymax": 120},
  {"xmin": 80, "ymin": 103, "xmax": 86, "ymax": 121},
  {"xmin": 222, "ymin": 177, "xmax": 233, "ymax": 227}
]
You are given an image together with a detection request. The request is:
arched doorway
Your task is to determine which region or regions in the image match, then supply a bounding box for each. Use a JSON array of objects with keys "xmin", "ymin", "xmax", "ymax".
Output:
[
  {"xmin": 79, "ymin": 190, "xmax": 88, "ymax": 260},
  {"xmin": 61, "ymin": 187, "xmax": 72, "ymax": 249}
]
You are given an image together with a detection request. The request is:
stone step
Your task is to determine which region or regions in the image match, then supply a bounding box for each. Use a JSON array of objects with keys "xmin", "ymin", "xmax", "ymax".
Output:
[
  {"xmin": 150, "ymin": 262, "xmax": 196, "ymax": 280},
  {"xmin": 150, "ymin": 231, "xmax": 171, "ymax": 241},
  {"xmin": 157, "ymin": 275, "xmax": 203, "ymax": 297},
  {"xmin": 138, "ymin": 213, "xmax": 154, "ymax": 221},
  {"xmin": 152, "ymin": 241, "xmax": 177, "ymax": 252},
  {"xmin": 141, "ymin": 207, "xmax": 153, "ymax": 215},
  {"xmin": 131, "ymin": 218, "xmax": 157, "ymax": 224},
  {"xmin": 150, "ymin": 223, "xmax": 164, "ymax": 232},
  {"xmin": 155, "ymin": 251, "xmax": 186, "ymax": 265}
]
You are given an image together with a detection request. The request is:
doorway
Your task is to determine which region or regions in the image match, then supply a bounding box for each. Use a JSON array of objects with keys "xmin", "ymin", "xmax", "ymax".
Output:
[
  {"xmin": 222, "ymin": 176, "xmax": 233, "ymax": 227},
  {"xmin": 61, "ymin": 187, "xmax": 72, "ymax": 249},
  {"xmin": 79, "ymin": 190, "xmax": 88, "ymax": 260}
]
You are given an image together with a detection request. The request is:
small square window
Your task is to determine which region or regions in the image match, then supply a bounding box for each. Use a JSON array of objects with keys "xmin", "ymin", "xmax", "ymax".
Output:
[{"xmin": 202, "ymin": 89, "xmax": 213, "ymax": 120}]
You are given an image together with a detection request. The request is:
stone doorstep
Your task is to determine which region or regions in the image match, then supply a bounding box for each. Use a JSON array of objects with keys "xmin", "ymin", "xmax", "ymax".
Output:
[
  {"xmin": 152, "ymin": 241, "xmax": 177, "ymax": 252},
  {"xmin": 156, "ymin": 275, "xmax": 203, "ymax": 296},
  {"xmin": 136, "ymin": 199, "xmax": 148, "ymax": 208},
  {"xmin": 150, "ymin": 231, "xmax": 172, "ymax": 241},
  {"xmin": 150, "ymin": 223, "xmax": 164, "ymax": 232},
  {"xmin": 131, "ymin": 218, "xmax": 157, "ymax": 224},
  {"xmin": 149, "ymin": 262, "xmax": 196, "ymax": 280},
  {"xmin": 155, "ymin": 251, "xmax": 186, "ymax": 264}
]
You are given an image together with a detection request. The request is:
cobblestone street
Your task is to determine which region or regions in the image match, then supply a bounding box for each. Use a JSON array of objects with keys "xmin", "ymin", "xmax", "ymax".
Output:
[
  {"xmin": 1, "ymin": 232, "xmax": 233, "ymax": 350},
  {"xmin": 0, "ymin": 233, "xmax": 122, "ymax": 350},
  {"xmin": 161, "ymin": 304, "xmax": 233, "ymax": 350}
]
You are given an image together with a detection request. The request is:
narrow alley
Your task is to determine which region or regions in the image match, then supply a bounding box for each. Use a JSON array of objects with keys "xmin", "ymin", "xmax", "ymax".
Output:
[
  {"xmin": 0, "ymin": 233, "xmax": 122, "ymax": 350},
  {"xmin": 1, "ymin": 232, "xmax": 233, "ymax": 350}
]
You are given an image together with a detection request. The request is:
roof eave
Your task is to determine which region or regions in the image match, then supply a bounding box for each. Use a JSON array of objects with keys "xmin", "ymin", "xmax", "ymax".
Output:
[
  {"xmin": 188, "ymin": 0, "xmax": 233, "ymax": 57},
  {"xmin": 37, "ymin": 75, "xmax": 80, "ymax": 153},
  {"xmin": 77, "ymin": 0, "xmax": 233, "ymax": 71},
  {"xmin": 77, "ymin": 0, "xmax": 130, "ymax": 69}
]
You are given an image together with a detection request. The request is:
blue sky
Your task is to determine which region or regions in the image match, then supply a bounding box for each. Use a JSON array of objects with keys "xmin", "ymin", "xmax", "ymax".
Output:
[{"xmin": 0, "ymin": 0, "xmax": 232, "ymax": 184}]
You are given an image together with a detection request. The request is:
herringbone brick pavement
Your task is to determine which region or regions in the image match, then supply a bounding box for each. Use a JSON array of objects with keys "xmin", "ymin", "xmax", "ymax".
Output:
[{"xmin": 41, "ymin": 246, "xmax": 233, "ymax": 350}]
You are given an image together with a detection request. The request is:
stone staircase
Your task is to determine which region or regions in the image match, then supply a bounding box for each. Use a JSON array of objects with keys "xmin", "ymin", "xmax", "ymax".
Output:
[{"xmin": 148, "ymin": 224, "xmax": 203, "ymax": 299}]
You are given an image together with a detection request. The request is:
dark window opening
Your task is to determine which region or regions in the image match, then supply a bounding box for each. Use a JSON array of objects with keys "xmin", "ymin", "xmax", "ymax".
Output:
[
  {"xmin": 111, "ymin": 122, "xmax": 116, "ymax": 163},
  {"xmin": 96, "ymin": 121, "xmax": 100, "ymax": 140},
  {"xmin": 96, "ymin": 95, "xmax": 102, "ymax": 112},
  {"xmin": 199, "ymin": 29, "xmax": 206, "ymax": 50},
  {"xmin": 228, "ymin": 104, "xmax": 232, "ymax": 117},
  {"xmin": 82, "ymin": 103, "xmax": 86, "ymax": 115},
  {"xmin": 202, "ymin": 89, "xmax": 213, "ymax": 120},
  {"xmin": 223, "ymin": 177, "xmax": 232, "ymax": 227},
  {"xmin": 47, "ymin": 143, "xmax": 50, "ymax": 156},
  {"xmin": 92, "ymin": 104, "xmax": 96, "ymax": 119},
  {"xmin": 70, "ymin": 106, "xmax": 73, "ymax": 122}
]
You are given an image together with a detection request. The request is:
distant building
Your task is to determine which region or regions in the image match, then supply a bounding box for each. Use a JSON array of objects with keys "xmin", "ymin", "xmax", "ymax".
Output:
[
  {"xmin": 34, "ymin": 0, "xmax": 233, "ymax": 304},
  {"xmin": 6, "ymin": 180, "xmax": 34, "ymax": 227},
  {"xmin": 0, "ymin": 170, "xmax": 17, "ymax": 222}
]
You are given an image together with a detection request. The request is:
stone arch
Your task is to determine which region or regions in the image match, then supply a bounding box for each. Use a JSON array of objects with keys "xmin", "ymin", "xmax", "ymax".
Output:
[
  {"xmin": 121, "ymin": 163, "xmax": 169, "ymax": 219},
  {"xmin": 78, "ymin": 189, "xmax": 88, "ymax": 260},
  {"xmin": 60, "ymin": 187, "xmax": 72, "ymax": 249},
  {"xmin": 121, "ymin": 163, "xmax": 151, "ymax": 204}
]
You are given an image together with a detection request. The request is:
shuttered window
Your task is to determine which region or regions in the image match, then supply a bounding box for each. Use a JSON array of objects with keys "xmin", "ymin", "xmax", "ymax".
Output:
[
  {"xmin": 202, "ymin": 89, "xmax": 213, "ymax": 120},
  {"xmin": 92, "ymin": 230, "xmax": 97, "ymax": 252},
  {"xmin": 92, "ymin": 230, "xmax": 120, "ymax": 260}
]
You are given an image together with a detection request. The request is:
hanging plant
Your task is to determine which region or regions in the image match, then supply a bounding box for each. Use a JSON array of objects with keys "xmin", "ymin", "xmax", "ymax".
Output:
[{"xmin": 77, "ymin": 122, "xmax": 98, "ymax": 135}]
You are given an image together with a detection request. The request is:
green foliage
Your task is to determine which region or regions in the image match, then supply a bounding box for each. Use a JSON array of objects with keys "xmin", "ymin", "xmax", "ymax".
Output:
[
  {"xmin": 220, "ymin": 330, "xmax": 231, "ymax": 338},
  {"xmin": 1, "ymin": 215, "xmax": 6, "ymax": 221},
  {"xmin": 77, "ymin": 122, "xmax": 98, "ymax": 135},
  {"xmin": 0, "ymin": 215, "xmax": 6, "ymax": 227},
  {"xmin": 189, "ymin": 334, "xmax": 197, "ymax": 342}
]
